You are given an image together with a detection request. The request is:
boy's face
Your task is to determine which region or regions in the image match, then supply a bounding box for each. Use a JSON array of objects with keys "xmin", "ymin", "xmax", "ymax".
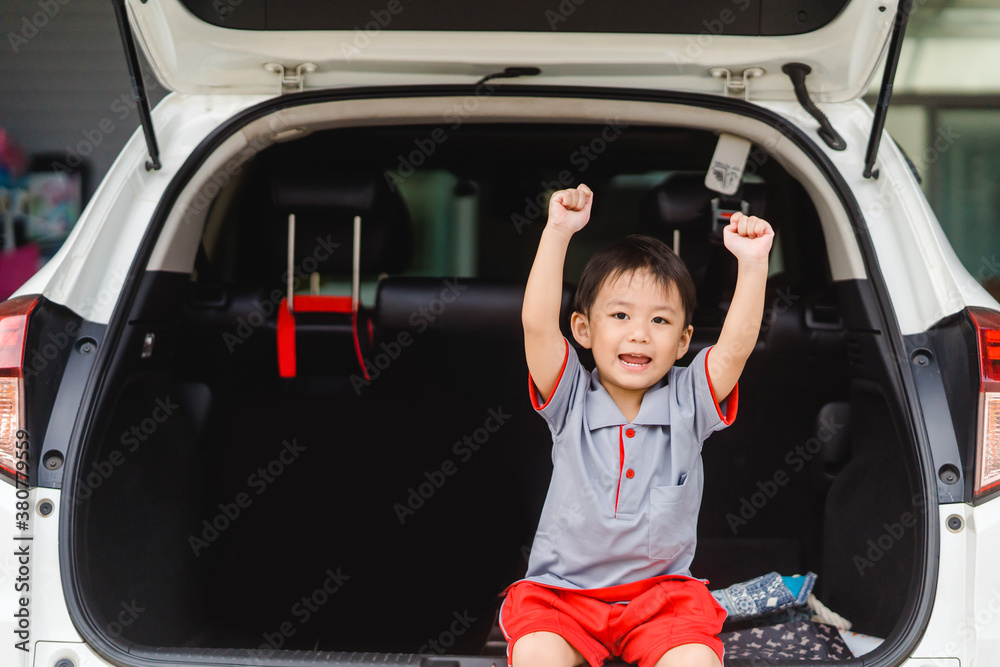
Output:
[{"xmin": 571, "ymin": 269, "xmax": 693, "ymax": 397}]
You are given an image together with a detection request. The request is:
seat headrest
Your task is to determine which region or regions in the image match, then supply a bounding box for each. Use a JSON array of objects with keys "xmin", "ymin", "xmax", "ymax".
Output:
[
  {"xmin": 374, "ymin": 278, "xmax": 574, "ymax": 338},
  {"xmin": 273, "ymin": 172, "xmax": 381, "ymax": 211},
  {"xmin": 637, "ymin": 173, "xmax": 767, "ymax": 236},
  {"xmin": 272, "ymin": 169, "xmax": 413, "ymax": 275}
]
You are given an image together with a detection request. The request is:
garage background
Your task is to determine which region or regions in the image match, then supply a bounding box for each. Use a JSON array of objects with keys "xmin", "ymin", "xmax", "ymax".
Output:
[{"xmin": 0, "ymin": 0, "xmax": 998, "ymax": 296}]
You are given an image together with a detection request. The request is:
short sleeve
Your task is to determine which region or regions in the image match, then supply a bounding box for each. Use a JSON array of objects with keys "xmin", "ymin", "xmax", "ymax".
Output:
[
  {"xmin": 528, "ymin": 338, "xmax": 588, "ymax": 437},
  {"xmin": 670, "ymin": 345, "xmax": 739, "ymax": 443}
]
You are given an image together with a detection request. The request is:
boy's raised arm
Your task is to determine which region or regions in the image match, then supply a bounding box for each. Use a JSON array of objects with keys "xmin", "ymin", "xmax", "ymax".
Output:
[
  {"xmin": 523, "ymin": 184, "xmax": 593, "ymax": 403},
  {"xmin": 707, "ymin": 212, "xmax": 774, "ymax": 403}
]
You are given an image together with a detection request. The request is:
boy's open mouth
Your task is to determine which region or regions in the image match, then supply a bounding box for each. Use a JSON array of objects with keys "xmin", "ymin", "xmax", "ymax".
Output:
[{"xmin": 619, "ymin": 354, "xmax": 652, "ymax": 369}]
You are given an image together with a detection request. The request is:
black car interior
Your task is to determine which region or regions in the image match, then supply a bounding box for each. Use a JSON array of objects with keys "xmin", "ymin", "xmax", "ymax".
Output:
[{"xmin": 73, "ymin": 122, "xmax": 922, "ymax": 659}]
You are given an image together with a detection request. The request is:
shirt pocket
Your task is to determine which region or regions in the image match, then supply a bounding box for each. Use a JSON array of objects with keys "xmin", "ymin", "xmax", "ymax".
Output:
[{"xmin": 648, "ymin": 480, "xmax": 697, "ymax": 561}]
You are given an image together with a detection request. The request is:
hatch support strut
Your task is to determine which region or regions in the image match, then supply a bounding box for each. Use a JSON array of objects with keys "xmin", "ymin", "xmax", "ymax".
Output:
[
  {"xmin": 863, "ymin": 0, "xmax": 914, "ymax": 179},
  {"xmin": 111, "ymin": 0, "xmax": 161, "ymax": 171}
]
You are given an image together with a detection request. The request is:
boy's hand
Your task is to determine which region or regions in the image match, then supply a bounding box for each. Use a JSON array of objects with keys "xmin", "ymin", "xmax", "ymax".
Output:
[
  {"xmin": 724, "ymin": 211, "xmax": 774, "ymax": 264},
  {"xmin": 547, "ymin": 184, "xmax": 593, "ymax": 235}
]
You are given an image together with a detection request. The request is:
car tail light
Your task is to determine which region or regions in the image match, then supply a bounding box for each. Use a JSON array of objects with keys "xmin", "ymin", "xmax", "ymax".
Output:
[
  {"xmin": 970, "ymin": 307, "xmax": 1000, "ymax": 502},
  {"xmin": 0, "ymin": 295, "xmax": 39, "ymax": 484}
]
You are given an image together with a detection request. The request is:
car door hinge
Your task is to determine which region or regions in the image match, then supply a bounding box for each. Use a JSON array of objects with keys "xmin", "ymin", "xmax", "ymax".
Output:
[
  {"xmin": 708, "ymin": 67, "xmax": 764, "ymax": 102},
  {"xmin": 264, "ymin": 63, "xmax": 318, "ymax": 95}
]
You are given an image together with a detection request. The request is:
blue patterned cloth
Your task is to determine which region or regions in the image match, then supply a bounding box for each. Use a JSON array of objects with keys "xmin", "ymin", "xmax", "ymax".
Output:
[{"xmin": 711, "ymin": 571, "xmax": 817, "ymax": 622}]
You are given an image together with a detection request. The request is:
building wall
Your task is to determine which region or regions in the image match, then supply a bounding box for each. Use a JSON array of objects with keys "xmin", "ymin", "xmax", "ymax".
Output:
[{"xmin": 1, "ymin": 0, "xmax": 165, "ymax": 200}]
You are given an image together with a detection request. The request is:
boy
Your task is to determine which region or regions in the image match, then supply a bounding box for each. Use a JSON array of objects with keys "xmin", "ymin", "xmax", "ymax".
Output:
[{"xmin": 501, "ymin": 183, "xmax": 773, "ymax": 667}]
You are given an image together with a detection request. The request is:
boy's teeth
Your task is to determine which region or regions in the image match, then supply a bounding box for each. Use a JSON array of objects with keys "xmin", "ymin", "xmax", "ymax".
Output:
[{"xmin": 620, "ymin": 354, "xmax": 651, "ymax": 366}]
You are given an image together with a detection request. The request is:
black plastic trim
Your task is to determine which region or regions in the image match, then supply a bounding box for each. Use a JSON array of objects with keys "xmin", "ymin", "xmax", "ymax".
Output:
[
  {"xmin": 781, "ymin": 63, "xmax": 847, "ymax": 151},
  {"xmin": 35, "ymin": 319, "xmax": 106, "ymax": 489},
  {"xmin": 58, "ymin": 83, "xmax": 939, "ymax": 667},
  {"xmin": 18, "ymin": 296, "xmax": 75, "ymax": 488},
  {"xmin": 0, "ymin": 296, "xmax": 105, "ymax": 490},
  {"xmin": 902, "ymin": 334, "xmax": 964, "ymax": 503}
]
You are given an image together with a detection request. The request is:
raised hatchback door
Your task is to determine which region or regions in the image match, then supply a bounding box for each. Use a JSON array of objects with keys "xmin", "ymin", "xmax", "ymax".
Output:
[{"xmin": 126, "ymin": 0, "xmax": 895, "ymax": 101}]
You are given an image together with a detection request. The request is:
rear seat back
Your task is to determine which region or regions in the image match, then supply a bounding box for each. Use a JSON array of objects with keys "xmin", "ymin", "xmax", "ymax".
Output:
[{"xmin": 374, "ymin": 277, "xmax": 574, "ymax": 339}]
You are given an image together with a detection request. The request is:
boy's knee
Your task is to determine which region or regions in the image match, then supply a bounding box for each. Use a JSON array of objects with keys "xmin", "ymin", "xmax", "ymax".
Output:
[
  {"xmin": 651, "ymin": 642, "xmax": 722, "ymax": 667},
  {"xmin": 511, "ymin": 631, "xmax": 585, "ymax": 667}
]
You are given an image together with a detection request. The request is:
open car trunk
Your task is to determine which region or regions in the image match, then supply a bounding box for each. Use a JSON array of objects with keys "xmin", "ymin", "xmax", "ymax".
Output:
[{"xmin": 67, "ymin": 108, "xmax": 927, "ymax": 664}]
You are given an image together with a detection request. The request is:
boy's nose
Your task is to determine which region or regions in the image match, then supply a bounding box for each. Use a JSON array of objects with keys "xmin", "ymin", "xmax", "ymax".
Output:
[{"xmin": 628, "ymin": 324, "xmax": 650, "ymax": 342}]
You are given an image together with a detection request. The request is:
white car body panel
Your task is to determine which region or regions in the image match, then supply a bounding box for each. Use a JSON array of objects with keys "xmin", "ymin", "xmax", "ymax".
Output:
[
  {"xmin": 896, "ymin": 502, "xmax": 1000, "ymax": 665},
  {"xmin": 0, "ymin": 489, "xmax": 87, "ymax": 667},
  {"xmin": 909, "ymin": 504, "xmax": 973, "ymax": 664},
  {"xmin": 12, "ymin": 95, "xmax": 269, "ymax": 324},
  {"xmin": 971, "ymin": 497, "xmax": 1000, "ymax": 662},
  {"xmin": 34, "ymin": 642, "xmax": 115, "ymax": 667},
  {"xmin": 127, "ymin": 0, "xmax": 895, "ymax": 102}
]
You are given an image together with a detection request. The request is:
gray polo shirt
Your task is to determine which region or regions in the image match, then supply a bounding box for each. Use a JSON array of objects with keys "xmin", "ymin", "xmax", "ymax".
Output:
[{"xmin": 522, "ymin": 339, "xmax": 737, "ymax": 591}]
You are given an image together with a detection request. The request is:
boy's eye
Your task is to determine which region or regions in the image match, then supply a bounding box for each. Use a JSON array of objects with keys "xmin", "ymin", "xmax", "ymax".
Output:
[
  {"xmin": 612, "ymin": 312, "xmax": 628, "ymax": 320},
  {"xmin": 652, "ymin": 317, "xmax": 668, "ymax": 325}
]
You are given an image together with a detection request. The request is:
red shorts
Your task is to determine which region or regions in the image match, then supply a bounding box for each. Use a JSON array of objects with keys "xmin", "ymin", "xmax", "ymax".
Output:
[{"xmin": 499, "ymin": 575, "xmax": 726, "ymax": 667}]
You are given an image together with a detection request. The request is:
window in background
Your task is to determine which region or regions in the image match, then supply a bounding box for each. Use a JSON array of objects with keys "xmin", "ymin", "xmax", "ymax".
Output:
[
  {"xmin": 874, "ymin": 0, "xmax": 1000, "ymax": 301},
  {"xmin": 883, "ymin": 99, "xmax": 1000, "ymax": 301}
]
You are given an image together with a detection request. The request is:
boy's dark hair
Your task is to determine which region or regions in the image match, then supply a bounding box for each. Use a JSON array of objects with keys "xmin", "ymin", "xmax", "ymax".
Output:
[{"xmin": 572, "ymin": 234, "xmax": 696, "ymax": 328}]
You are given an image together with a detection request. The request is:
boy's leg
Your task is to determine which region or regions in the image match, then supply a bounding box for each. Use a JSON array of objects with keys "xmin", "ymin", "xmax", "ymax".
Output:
[
  {"xmin": 511, "ymin": 631, "xmax": 587, "ymax": 667},
  {"xmin": 651, "ymin": 643, "xmax": 722, "ymax": 667},
  {"xmin": 499, "ymin": 581, "xmax": 611, "ymax": 667}
]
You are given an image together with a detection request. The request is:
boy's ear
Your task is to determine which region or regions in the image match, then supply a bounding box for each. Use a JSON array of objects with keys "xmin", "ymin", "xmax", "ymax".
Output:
[
  {"xmin": 570, "ymin": 311, "xmax": 592, "ymax": 349},
  {"xmin": 675, "ymin": 324, "xmax": 693, "ymax": 360}
]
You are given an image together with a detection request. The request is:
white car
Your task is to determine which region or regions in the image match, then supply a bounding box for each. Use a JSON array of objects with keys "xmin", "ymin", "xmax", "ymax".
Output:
[{"xmin": 2, "ymin": 0, "xmax": 999, "ymax": 665}]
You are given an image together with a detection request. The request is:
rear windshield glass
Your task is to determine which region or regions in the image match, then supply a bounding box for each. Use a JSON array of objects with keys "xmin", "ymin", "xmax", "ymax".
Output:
[{"xmin": 180, "ymin": 0, "xmax": 849, "ymax": 35}]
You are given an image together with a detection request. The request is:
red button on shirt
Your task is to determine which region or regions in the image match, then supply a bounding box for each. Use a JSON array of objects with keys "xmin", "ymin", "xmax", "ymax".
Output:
[
  {"xmin": 625, "ymin": 428, "xmax": 635, "ymax": 438},
  {"xmin": 626, "ymin": 469, "xmax": 635, "ymax": 478}
]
